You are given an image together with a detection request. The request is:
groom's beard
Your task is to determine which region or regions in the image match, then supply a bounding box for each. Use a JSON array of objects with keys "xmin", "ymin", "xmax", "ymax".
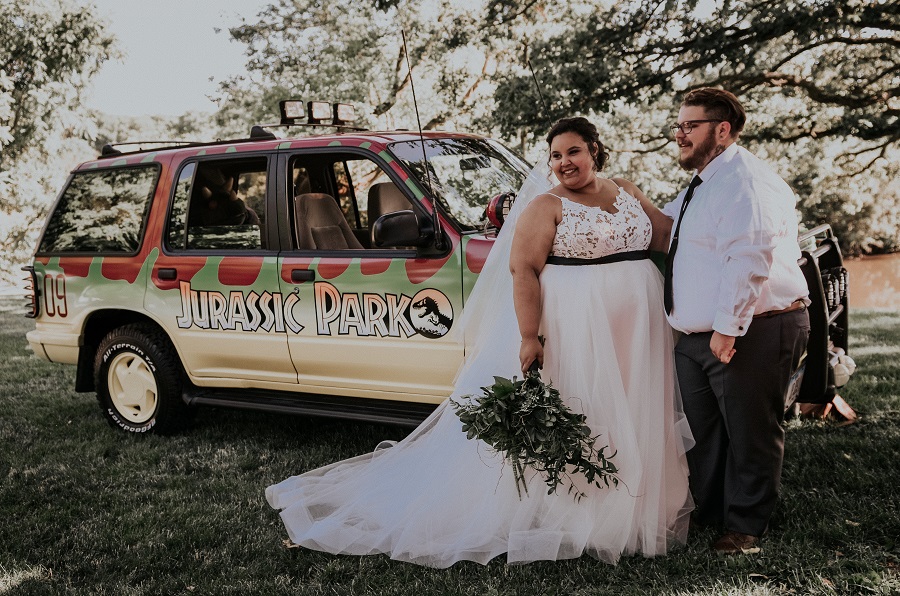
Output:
[{"xmin": 679, "ymin": 128, "xmax": 718, "ymax": 171}]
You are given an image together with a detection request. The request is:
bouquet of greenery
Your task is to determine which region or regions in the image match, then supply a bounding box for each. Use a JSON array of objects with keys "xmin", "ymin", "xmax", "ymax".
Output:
[{"xmin": 451, "ymin": 363, "xmax": 619, "ymax": 501}]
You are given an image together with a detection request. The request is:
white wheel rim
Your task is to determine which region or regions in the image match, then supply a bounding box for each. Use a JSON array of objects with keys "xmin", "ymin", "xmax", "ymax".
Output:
[{"xmin": 107, "ymin": 352, "xmax": 158, "ymax": 424}]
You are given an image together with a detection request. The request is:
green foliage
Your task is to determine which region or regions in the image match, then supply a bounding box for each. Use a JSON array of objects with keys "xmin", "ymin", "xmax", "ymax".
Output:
[
  {"xmin": 489, "ymin": 0, "xmax": 900, "ymax": 255},
  {"xmin": 0, "ymin": 0, "xmax": 117, "ymax": 164},
  {"xmin": 452, "ymin": 369, "xmax": 619, "ymax": 500},
  {"xmin": 214, "ymin": 0, "xmax": 569, "ymax": 138},
  {"xmin": 91, "ymin": 111, "xmax": 220, "ymax": 151},
  {"xmin": 495, "ymin": 0, "xmax": 899, "ymax": 149},
  {"xmin": 0, "ymin": 0, "xmax": 117, "ymax": 280},
  {"xmin": 219, "ymin": 0, "xmax": 900, "ymax": 256}
]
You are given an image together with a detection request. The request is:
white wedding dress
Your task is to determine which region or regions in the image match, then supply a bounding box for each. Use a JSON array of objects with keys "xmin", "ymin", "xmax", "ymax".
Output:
[{"xmin": 266, "ymin": 167, "xmax": 694, "ymax": 568}]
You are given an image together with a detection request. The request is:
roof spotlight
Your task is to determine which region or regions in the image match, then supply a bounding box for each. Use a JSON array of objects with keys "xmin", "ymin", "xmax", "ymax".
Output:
[
  {"xmin": 307, "ymin": 101, "xmax": 332, "ymax": 124},
  {"xmin": 333, "ymin": 103, "xmax": 357, "ymax": 125},
  {"xmin": 279, "ymin": 99, "xmax": 306, "ymax": 125}
]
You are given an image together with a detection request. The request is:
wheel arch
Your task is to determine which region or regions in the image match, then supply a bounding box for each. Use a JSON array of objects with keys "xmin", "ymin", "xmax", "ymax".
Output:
[{"xmin": 75, "ymin": 309, "xmax": 171, "ymax": 392}]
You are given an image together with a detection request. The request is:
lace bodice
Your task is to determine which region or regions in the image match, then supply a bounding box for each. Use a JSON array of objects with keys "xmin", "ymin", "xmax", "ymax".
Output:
[{"xmin": 549, "ymin": 187, "xmax": 652, "ymax": 259}]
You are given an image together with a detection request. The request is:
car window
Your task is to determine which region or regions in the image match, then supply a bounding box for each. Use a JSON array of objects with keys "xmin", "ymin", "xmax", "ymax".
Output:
[
  {"xmin": 167, "ymin": 157, "xmax": 267, "ymax": 251},
  {"xmin": 388, "ymin": 137, "xmax": 529, "ymax": 231},
  {"xmin": 290, "ymin": 154, "xmax": 408, "ymax": 251},
  {"xmin": 38, "ymin": 165, "xmax": 159, "ymax": 254}
]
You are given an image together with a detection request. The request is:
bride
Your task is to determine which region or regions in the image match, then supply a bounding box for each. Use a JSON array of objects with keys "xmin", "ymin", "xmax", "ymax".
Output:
[{"xmin": 266, "ymin": 117, "xmax": 694, "ymax": 568}]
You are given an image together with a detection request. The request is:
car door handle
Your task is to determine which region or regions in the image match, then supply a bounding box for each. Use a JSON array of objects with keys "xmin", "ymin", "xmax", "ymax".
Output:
[
  {"xmin": 158, "ymin": 268, "xmax": 178, "ymax": 281},
  {"xmin": 291, "ymin": 269, "xmax": 315, "ymax": 283}
]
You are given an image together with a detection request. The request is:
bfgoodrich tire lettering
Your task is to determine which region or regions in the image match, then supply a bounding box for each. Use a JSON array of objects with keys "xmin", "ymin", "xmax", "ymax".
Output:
[{"xmin": 94, "ymin": 323, "xmax": 191, "ymax": 434}]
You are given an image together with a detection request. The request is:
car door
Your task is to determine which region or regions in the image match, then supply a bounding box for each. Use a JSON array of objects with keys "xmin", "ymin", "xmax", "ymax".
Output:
[
  {"xmin": 147, "ymin": 153, "xmax": 298, "ymax": 385},
  {"xmin": 276, "ymin": 148, "xmax": 464, "ymax": 403}
]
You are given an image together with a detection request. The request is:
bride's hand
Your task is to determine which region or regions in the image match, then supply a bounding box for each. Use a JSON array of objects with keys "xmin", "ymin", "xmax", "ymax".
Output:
[{"xmin": 520, "ymin": 337, "xmax": 544, "ymax": 374}]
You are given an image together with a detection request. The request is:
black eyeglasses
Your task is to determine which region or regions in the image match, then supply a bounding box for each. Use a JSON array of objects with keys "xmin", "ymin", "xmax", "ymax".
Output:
[{"xmin": 670, "ymin": 120, "xmax": 723, "ymax": 135}]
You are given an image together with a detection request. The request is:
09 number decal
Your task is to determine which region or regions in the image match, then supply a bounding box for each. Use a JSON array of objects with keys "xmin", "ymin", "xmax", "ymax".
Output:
[{"xmin": 43, "ymin": 274, "xmax": 68, "ymax": 317}]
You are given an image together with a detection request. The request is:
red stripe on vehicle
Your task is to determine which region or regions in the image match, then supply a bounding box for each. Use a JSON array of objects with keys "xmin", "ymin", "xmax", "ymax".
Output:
[
  {"xmin": 218, "ymin": 257, "xmax": 264, "ymax": 286},
  {"xmin": 316, "ymin": 259, "xmax": 352, "ymax": 279},
  {"xmin": 101, "ymin": 260, "xmax": 143, "ymax": 283},
  {"xmin": 464, "ymin": 238, "xmax": 492, "ymax": 274},
  {"xmin": 59, "ymin": 257, "xmax": 92, "ymax": 278},
  {"xmin": 360, "ymin": 259, "xmax": 392, "ymax": 276}
]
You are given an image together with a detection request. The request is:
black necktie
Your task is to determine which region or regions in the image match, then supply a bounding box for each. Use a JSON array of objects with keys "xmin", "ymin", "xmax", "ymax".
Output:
[{"xmin": 664, "ymin": 175, "xmax": 703, "ymax": 315}]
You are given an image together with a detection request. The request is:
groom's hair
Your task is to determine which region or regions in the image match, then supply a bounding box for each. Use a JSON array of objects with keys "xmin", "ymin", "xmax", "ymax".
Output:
[
  {"xmin": 546, "ymin": 117, "xmax": 609, "ymax": 171},
  {"xmin": 682, "ymin": 88, "xmax": 746, "ymax": 139}
]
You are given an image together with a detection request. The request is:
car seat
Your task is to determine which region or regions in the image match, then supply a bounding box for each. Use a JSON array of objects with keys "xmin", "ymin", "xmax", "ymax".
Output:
[
  {"xmin": 294, "ymin": 193, "xmax": 364, "ymax": 250},
  {"xmin": 367, "ymin": 182, "xmax": 411, "ymax": 245}
]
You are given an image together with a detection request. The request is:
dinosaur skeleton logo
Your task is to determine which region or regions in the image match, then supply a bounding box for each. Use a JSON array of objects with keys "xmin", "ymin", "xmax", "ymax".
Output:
[{"xmin": 409, "ymin": 289, "xmax": 454, "ymax": 339}]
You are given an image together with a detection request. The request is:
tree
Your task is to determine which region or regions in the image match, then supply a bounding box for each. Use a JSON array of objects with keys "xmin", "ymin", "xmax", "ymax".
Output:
[
  {"xmin": 491, "ymin": 0, "xmax": 900, "ymax": 254},
  {"xmin": 0, "ymin": 0, "xmax": 117, "ymax": 279},
  {"xmin": 495, "ymin": 0, "xmax": 898, "ymax": 154},
  {"xmin": 220, "ymin": 0, "xmax": 899, "ymax": 254},
  {"xmin": 0, "ymin": 0, "xmax": 116, "ymax": 165},
  {"xmin": 215, "ymin": 0, "xmax": 578, "ymax": 139}
]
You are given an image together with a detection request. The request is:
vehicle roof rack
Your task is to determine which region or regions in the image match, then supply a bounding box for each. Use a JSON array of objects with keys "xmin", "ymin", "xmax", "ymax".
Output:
[
  {"xmin": 98, "ymin": 140, "xmax": 204, "ymax": 158},
  {"xmin": 252, "ymin": 122, "xmax": 368, "ymax": 135}
]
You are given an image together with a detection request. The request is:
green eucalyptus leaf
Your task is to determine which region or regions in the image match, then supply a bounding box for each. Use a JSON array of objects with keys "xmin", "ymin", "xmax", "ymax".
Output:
[{"xmin": 452, "ymin": 370, "xmax": 619, "ymax": 501}]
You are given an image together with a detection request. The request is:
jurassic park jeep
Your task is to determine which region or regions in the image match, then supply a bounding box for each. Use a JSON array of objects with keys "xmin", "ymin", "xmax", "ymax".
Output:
[{"xmin": 23, "ymin": 101, "xmax": 853, "ymax": 434}]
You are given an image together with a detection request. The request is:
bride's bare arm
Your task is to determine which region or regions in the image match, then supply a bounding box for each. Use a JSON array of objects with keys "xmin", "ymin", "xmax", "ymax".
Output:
[
  {"xmin": 613, "ymin": 177, "xmax": 673, "ymax": 253},
  {"xmin": 509, "ymin": 195, "xmax": 560, "ymax": 373}
]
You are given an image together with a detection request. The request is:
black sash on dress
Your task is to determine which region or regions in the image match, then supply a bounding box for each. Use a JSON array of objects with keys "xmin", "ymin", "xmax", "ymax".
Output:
[{"xmin": 545, "ymin": 250, "xmax": 651, "ymax": 266}]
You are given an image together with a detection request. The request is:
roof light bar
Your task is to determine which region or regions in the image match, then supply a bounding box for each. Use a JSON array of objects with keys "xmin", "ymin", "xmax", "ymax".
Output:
[{"xmin": 271, "ymin": 99, "xmax": 362, "ymax": 130}]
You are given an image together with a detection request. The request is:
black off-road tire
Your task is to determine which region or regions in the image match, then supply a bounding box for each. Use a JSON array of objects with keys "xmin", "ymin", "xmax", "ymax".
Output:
[{"xmin": 94, "ymin": 323, "xmax": 192, "ymax": 434}]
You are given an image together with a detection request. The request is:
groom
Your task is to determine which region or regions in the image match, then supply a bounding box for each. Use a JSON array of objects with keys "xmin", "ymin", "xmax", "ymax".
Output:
[{"xmin": 662, "ymin": 88, "xmax": 810, "ymax": 555}]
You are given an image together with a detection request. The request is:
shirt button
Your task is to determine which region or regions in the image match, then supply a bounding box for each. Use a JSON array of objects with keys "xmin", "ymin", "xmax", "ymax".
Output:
[{"xmin": 738, "ymin": 326, "xmax": 744, "ymax": 330}]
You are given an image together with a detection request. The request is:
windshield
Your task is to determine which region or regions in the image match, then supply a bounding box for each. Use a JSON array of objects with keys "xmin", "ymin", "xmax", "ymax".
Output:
[{"xmin": 388, "ymin": 137, "xmax": 531, "ymax": 231}]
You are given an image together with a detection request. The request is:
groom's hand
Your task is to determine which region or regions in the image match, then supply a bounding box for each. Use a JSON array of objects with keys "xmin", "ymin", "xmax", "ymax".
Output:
[{"xmin": 710, "ymin": 332, "xmax": 736, "ymax": 364}]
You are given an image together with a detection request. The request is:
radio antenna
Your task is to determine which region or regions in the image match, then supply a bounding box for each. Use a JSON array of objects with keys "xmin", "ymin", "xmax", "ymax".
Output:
[
  {"xmin": 527, "ymin": 58, "xmax": 553, "ymax": 130},
  {"xmin": 402, "ymin": 29, "xmax": 445, "ymax": 250}
]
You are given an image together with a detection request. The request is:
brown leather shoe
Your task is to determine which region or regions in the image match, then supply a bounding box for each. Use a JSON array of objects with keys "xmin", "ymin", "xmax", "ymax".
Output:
[{"xmin": 712, "ymin": 530, "xmax": 762, "ymax": 555}]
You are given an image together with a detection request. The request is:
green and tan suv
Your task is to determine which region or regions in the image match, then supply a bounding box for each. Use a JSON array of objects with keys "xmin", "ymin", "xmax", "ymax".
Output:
[{"xmin": 24, "ymin": 101, "xmax": 854, "ymax": 433}]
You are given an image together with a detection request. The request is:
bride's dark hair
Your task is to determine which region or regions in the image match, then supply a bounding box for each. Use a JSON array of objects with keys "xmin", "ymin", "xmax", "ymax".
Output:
[{"xmin": 546, "ymin": 117, "xmax": 609, "ymax": 171}]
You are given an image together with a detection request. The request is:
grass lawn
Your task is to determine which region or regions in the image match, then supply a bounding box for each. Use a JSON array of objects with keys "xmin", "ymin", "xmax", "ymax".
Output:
[{"xmin": 1, "ymin": 297, "xmax": 898, "ymax": 595}]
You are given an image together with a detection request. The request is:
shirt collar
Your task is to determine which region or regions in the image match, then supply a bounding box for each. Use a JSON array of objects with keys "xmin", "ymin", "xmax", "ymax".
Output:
[{"xmin": 694, "ymin": 143, "xmax": 739, "ymax": 183}]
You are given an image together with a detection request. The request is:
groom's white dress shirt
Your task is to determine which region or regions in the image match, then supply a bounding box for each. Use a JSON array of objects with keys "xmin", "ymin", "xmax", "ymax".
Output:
[{"xmin": 661, "ymin": 143, "xmax": 809, "ymax": 337}]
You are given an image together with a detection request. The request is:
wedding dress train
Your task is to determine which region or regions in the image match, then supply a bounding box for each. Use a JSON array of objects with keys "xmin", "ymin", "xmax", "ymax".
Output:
[{"xmin": 266, "ymin": 167, "xmax": 694, "ymax": 567}]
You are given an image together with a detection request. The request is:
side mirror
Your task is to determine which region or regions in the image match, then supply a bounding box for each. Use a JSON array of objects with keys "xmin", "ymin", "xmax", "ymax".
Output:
[
  {"xmin": 372, "ymin": 210, "xmax": 434, "ymax": 248},
  {"xmin": 486, "ymin": 191, "xmax": 516, "ymax": 228}
]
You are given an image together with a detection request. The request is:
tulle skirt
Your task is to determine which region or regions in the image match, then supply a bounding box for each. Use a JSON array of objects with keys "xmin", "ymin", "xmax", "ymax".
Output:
[{"xmin": 266, "ymin": 259, "xmax": 693, "ymax": 568}]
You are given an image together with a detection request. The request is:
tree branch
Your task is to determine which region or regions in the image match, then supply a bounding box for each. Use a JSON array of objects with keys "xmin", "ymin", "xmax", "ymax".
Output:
[
  {"xmin": 373, "ymin": 44, "xmax": 412, "ymax": 117},
  {"xmin": 769, "ymin": 36, "xmax": 900, "ymax": 73},
  {"xmin": 423, "ymin": 115, "xmax": 446, "ymax": 130},
  {"xmin": 614, "ymin": 139, "xmax": 670, "ymax": 154},
  {"xmin": 485, "ymin": 0, "xmax": 541, "ymax": 28},
  {"xmin": 460, "ymin": 54, "xmax": 493, "ymax": 105},
  {"xmin": 837, "ymin": 135, "xmax": 899, "ymax": 177}
]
